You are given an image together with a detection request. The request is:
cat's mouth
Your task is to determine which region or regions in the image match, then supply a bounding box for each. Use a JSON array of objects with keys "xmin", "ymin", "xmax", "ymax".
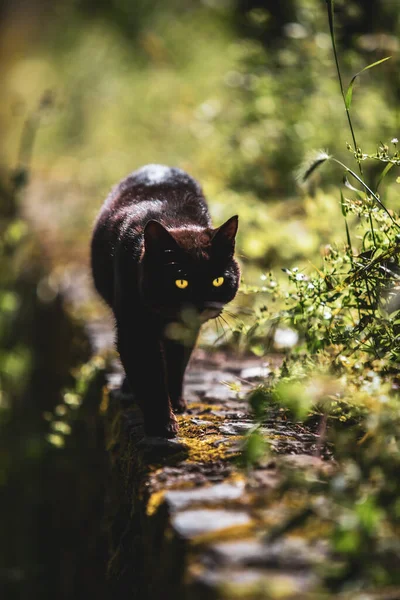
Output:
[
  {"xmin": 198, "ymin": 303, "xmax": 223, "ymax": 322},
  {"xmin": 153, "ymin": 302, "xmax": 223, "ymax": 323}
]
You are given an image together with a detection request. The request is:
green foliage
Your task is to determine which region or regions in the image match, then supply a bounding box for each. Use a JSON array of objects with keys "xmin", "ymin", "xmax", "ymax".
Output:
[
  {"xmin": 3, "ymin": 0, "xmax": 399, "ymax": 274},
  {"xmin": 237, "ymin": 0, "xmax": 400, "ymax": 593},
  {"xmin": 44, "ymin": 355, "xmax": 106, "ymax": 449},
  {"xmin": 0, "ymin": 199, "xmax": 31, "ymax": 416},
  {"xmin": 344, "ymin": 57, "xmax": 392, "ymax": 110},
  {"xmin": 240, "ymin": 426, "xmax": 269, "ymax": 469}
]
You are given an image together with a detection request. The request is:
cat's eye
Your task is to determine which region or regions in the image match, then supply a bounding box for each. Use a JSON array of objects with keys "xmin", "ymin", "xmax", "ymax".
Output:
[
  {"xmin": 212, "ymin": 277, "xmax": 224, "ymax": 287},
  {"xmin": 175, "ymin": 279, "xmax": 189, "ymax": 289}
]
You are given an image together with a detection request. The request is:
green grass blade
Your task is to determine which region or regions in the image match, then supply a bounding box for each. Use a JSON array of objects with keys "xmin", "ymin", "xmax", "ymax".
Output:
[
  {"xmin": 340, "ymin": 190, "xmax": 353, "ymax": 265},
  {"xmin": 340, "ymin": 189, "xmax": 346, "ymax": 217},
  {"xmin": 376, "ymin": 162, "xmax": 394, "ymax": 192},
  {"xmin": 345, "ymin": 218, "xmax": 353, "ymax": 261},
  {"xmin": 345, "ymin": 57, "xmax": 391, "ymax": 110}
]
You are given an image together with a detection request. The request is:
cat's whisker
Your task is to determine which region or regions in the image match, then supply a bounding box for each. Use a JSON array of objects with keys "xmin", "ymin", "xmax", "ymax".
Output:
[
  {"xmin": 219, "ymin": 314, "xmax": 232, "ymax": 331},
  {"xmin": 226, "ymin": 306, "xmax": 254, "ymax": 316},
  {"xmin": 213, "ymin": 315, "xmax": 222, "ymax": 344},
  {"xmin": 222, "ymin": 308, "xmax": 237, "ymax": 317},
  {"xmin": 213, "ymin": 317, "xmax": 230, "ymax": 345},
  {"xmin": 218, "ymin": 315, "xmax": 232, "ymax": 340},
  {"xmin": 222, "ymin": 310, "xmax": 240, "ymax": 322},
  {"xmin": 221, "ymin": 310, "xmax": 244, "ymax": 330},
  {"xmin": 218, "ymin": 315, "xmax": 227, "ymax": 336}
]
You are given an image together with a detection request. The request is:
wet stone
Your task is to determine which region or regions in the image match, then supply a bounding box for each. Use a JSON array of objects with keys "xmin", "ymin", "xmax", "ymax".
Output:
[
  {"xmin": 211, "ymin": 437, "xmax": 231, "ymax": 447},
  {"xmin": 225, "ymin": 411, "xmax": 249, "ymax": 420},
  {"xmin": 192, "ymin": 567, "xmax": 318, "ymax": 596},
  {"xmin": 240, "ymin": 365, "xmax": 271, "ymax": 381},
  {"xmin": 219, "ymin": 421, "xmax": 253, "ymax": 436},
  {"xmin": 172, "ymin": 509, "xmax": 251, "ymax": 538},
  {"xmin": 206, "ymin": 537, "xmax": 328, "ymax": 569},
  {"xmin": 138, "ymin": 436, "xmax": 188, "ymax": 457},
  {"xmin": 148, "ymin": 462, "xmax": 233, "ymax": 493},
  {"xmin": 247, "ymin": 469, "xmax": 279, "ymax": 490},
  {"xmin": 203, "ymin": 387, "xmax": 241, "ymax": 402},
  {"xmin": 185, "ymin": 370, "xmax": 239, "ymax": 397},
  {"xmin": 190, "ymin": 418, "xmax": 216, "ymax": 427},
  {"xmin": 281, "ymin": 453, "xmax": 334, "ymax": 473},
  {"xmin": 185, "ymin": 382, "xmax": 213, "ymax": 396},
  {"xmin": 164, "ymin": 481, "xmax": 245, "ymax": 511}
]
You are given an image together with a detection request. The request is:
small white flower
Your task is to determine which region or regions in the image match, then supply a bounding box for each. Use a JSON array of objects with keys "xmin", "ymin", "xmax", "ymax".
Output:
[
  {"xmin": 274, "ymin": 328, "xmax": 299, "ymax": 349},
  {"xmin": 391, "ymin": 138, "xmax": 398, "ymax": 144}
]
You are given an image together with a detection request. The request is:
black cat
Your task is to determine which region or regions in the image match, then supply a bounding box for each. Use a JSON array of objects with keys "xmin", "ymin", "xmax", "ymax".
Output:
[{"xmin": 91, "ymin": 164, "xmax": 240, "ymax": 437}]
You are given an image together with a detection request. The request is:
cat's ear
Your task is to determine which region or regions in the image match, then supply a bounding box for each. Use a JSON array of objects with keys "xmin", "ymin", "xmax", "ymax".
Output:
[
  {"xmin": 212, "ymin": 215, "xmax": 238, "ymax": 246},
  {"xmin": 144, "ymin": 220, "xmax": 178, "ymax": 252}
]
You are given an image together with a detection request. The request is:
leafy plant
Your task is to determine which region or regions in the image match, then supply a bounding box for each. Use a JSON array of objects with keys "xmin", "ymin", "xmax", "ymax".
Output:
[{"xmin": 239, "ymin": 0, "xmax": 400, "ymax": 593}]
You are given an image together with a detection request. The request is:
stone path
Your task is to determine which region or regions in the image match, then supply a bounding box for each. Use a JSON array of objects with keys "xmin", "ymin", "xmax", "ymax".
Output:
[{"xmin": 100, "ymin": 345, "xmax": 337, "ymax": 600}]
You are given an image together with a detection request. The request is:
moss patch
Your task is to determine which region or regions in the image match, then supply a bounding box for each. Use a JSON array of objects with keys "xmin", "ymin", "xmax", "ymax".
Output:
[{"xmin": 177, "ymin": 414, "xmax": 240, "ymax": 463}]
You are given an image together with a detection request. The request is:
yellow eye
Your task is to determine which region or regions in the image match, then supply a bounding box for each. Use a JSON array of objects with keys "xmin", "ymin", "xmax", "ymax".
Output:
[
  {"xmin": 175, "ymin": 279, "xmax": 188, "ymax": 289},
  {"xmin": 212, "ymin": 277, "xmax": 224, "ymax": 287}
]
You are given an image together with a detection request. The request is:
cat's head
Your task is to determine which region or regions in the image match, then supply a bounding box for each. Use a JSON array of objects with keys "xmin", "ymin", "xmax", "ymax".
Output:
[{"xmin": 140, "ymin": 216, "xmax": 240, "ymax": 322}]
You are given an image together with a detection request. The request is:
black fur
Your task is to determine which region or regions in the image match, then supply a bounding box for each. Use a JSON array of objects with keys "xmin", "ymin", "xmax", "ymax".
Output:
[{"xmin": 91, "ymin": 164, "xmax": 239, "ymax": 437}]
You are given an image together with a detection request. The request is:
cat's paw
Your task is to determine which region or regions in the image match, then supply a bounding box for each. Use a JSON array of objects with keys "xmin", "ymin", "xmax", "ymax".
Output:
[
  {"xmin": 171, "ymin": 396, "xmax": 187, "ymax": 414},
  {"xmin": 163, "ymin": 416, "xmax": 179, "ymax": 438},
  {"xmin": 145, "ymin": 413, "xmax": 179, "ymax": 439}
]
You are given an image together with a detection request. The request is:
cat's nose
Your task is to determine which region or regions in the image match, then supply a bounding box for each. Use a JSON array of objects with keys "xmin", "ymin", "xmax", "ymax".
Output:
[{"xmin": 199, "ymin": 302, "xmax": 223, "ymax": 321}]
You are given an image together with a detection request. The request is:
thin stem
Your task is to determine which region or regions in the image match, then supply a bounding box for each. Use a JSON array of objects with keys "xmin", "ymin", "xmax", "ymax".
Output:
[{"xmin": 326, "ymin": 0, "xmax": 362, "ymax": 177}]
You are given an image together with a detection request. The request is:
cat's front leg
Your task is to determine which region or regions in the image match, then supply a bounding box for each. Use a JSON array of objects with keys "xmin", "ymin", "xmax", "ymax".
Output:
[
  {"xmin": 116, "ymin": 318, "xmax": 178, "ymax": 438},
  {"xmin": 164, "ymin": 329, "xmax": 199, "ymax": 414}
]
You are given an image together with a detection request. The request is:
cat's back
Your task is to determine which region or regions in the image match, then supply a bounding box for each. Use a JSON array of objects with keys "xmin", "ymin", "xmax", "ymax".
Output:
[
  {"xmin": 95, "ymin": 163, "xmax": 211, "ymax": 245},
  {"xmin": 105, "ymin": 164, "xmax": 205, "ymax": 212},
  {"xmin": 91, "ymin": 165, "xmax": 210, "ymax": 305},
  {"xmin": 122, "ymin": 164, "xmax": 202, "ymax": 195}
]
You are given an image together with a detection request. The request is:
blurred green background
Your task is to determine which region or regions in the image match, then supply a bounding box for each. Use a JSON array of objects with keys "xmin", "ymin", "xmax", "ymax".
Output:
[
  {"xmin": 2, "ymin": 0, "xmax": 399, "ymax": 272},
  {"xmin": 1, "ymin": 0, "xmax": 399, "ymax": 598}
]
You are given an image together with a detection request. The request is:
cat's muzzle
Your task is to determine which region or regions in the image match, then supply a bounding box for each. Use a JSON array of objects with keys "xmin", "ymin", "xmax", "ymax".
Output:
[{"xmin": 199, "ymin": 302, "xmax": 223, "ymax": 322}]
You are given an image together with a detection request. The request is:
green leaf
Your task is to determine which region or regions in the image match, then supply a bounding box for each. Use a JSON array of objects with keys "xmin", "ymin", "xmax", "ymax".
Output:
[
  {"xmin": 376, "ymin": 162, "xmax": 394, "ymax": 192},
  {"xmin": 242, "ymin": 428, "xmax": 269, "ymax": 467},
  {"xmin": 248, "ymin": 388, "xmax": 269, "ymax": 420},
  {"xmin": 345, "ymin": 57, "xmax": 391, "ymax": 110},
  {"xmin": 273, "ymin": 381, "xmax": 313, "ymax": 421}
]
